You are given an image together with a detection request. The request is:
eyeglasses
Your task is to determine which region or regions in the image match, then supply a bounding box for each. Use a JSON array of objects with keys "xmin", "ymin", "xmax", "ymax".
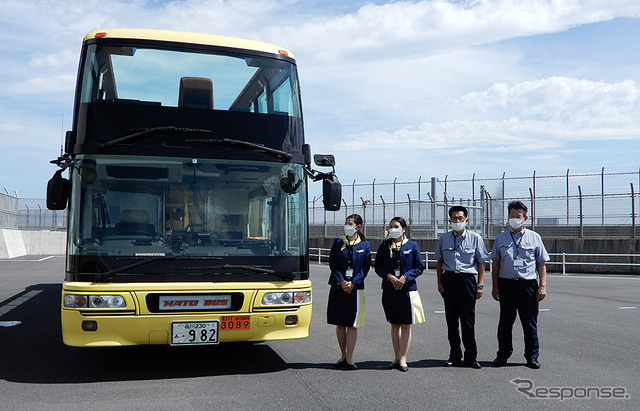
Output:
[{"xmin": 450, "ymin": 216, "xmax": 466, "ymax": 222}]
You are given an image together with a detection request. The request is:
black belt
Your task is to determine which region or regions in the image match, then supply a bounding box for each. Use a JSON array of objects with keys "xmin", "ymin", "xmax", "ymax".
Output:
[
  {"xmin": 499, "ymin": 277, "xmax": 536, "ymax": 282},
  {"xmin": 443, "ymin": 270, "xmax": 475, "ymax": 275}
]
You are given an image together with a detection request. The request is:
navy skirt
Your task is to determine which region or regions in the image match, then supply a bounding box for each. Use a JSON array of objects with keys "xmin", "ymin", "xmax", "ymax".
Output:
[
  {"xmin": 381, "ymin": 289, "xmax": 425, "ymax": 325},
  {"xmin": 327, "ymin": 285, "xmax": 366, "ymax": 328}
]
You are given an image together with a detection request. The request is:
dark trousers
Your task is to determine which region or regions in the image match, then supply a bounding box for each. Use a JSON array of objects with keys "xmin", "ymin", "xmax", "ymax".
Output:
[
  {"xmin": 496, "ymin": 277, "xmax": 539, "ymax": 361},
  {"xmin": 442, "ymin": 272, "xmax": 477, "ymax": 362}
]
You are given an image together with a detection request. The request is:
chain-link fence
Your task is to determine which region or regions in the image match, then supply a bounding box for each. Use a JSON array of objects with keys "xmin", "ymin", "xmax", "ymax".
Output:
[
  {"xmin": 310, "ymin": 168, "xmax": 640, "ymax": 239},
  {"xmin": 0, "ymin": 194, "xmax": 67, "ymax": 230},
  {"xmin": 0, "ymin": 192, "xmax": 19, "ymax": 229},
  {"xmin": 4, "ymin": 168, "xmax": 639, "ymax": 236}
]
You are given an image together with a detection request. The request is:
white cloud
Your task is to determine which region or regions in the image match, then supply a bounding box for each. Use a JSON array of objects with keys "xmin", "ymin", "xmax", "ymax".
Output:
[
  {"xmin": 337, "ymin": 77, "xmax": 640, "ymax": 156},
  {"xmin": 2, "ymin": 0, "xmax": 640, "ymax": 197},
  {"xmin": 270, "ymin": 0, "xmax": 640, "ymax": 63}
]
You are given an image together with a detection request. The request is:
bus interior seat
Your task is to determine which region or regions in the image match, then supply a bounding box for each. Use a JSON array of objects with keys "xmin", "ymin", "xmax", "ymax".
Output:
[
  {"xmin": 114, "ymin": 209, "xmax": 156, "ymax": 236},
  {"xmin": 179, "ymin": 77, "xmax": 213, "ymax": 109}
]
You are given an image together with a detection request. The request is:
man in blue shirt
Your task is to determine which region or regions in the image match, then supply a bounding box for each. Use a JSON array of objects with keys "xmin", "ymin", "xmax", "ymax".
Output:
[
  {"xmin": 490, "ymin": 201, "xmax": 549, "ymax": 369},
  {"xmin": 436, "ymin": 205, "xmax": 489, "ymax": 369}
]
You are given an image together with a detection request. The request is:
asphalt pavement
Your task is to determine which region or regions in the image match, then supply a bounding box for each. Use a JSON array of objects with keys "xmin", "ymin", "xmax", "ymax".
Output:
[{"xmin": 0, "ymin": 257, "xmax": 638, "ymax": 410}]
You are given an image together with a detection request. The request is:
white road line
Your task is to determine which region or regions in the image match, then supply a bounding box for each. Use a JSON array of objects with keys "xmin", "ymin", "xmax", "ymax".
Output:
[
  {"xmin": 539, "ymin": 308, "xmax": 551, "ymax": 312},
  {"xmin": 0, "ymin": 255, "xmax": 61, "ymax": 262},
  {"xmin": 0, "ymin": 290, "xmax": 42, "ymax": 317},
  {"xmin": 619, "ymin": 306, "xmax": 637, "ymax": 310},
  {"xmin": 434, "ymin": 310, "xmax": 445, "ymax": 314}
]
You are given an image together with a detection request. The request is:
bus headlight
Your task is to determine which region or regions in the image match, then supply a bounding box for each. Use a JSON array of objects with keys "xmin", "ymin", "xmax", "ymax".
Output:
[
  {"xmin": 64, "ymin": 294, "xmax": 126, "ymax": 309},
  {"xmin": 261, "ymin": 291, "xmax": 311, "ymax": 306}
]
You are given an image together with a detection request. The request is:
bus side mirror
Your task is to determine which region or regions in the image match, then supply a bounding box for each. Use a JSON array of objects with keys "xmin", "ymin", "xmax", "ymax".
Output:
[
  {"xmin": 322, "ymin": 174, "xmax": 341, "ymax": 211},
  {"xmin": 47, "ymin": 170, "xmax": 70, "ymax": 210},
  {"xmin": 314, "ymin": 154, "xmax": 335, "ymax": 168}
]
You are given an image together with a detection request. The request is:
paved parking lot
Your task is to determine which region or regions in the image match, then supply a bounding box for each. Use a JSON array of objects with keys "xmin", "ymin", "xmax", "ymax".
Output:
[{"xmin": 0, "ymin": 257, "xmax": 637, "ymax": 410}]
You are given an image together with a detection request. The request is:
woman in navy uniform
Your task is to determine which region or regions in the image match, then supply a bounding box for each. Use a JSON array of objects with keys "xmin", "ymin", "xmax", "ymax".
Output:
[
  {"xmin": 327, "ymin": 214, "xmax": 371, "ymax": 370},
  {"xmin": 375, "ymin": 217, "xmax": 425, "ymax": 372}
]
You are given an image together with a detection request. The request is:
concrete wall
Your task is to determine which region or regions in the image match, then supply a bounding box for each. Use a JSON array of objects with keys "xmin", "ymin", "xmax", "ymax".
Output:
[
  {"xmin": 310, "ymin": 236, "xmax": 640, "ymax": 274},
  {"xmin": 0, "ymin": 229, "xmax": 66, "ymax": 258},
  {"xmin": 2, "ymin": 229, "xmax": 639, "ymax": 274}
]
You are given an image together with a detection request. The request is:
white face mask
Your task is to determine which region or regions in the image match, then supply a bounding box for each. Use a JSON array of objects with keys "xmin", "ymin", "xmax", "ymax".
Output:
[
  {"xmin": 343, "ymin": 225, "xmax": 357, "ymax": 237},
  {"xmin": 451, "ymin": 221, "xmax": 466, "ymax": 232},
  {"xmin": 387, "ymin": 227, "xmax": 403, "ymax": 239},
  {"xmin": 509, "ymin": 218, "xmax": 524, "ymax": 229}
]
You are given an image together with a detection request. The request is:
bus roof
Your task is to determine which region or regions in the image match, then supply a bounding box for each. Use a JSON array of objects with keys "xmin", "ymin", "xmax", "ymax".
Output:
[{"xmin": 84, "ymin": 29, "xmax": 295, "ymax": 59}]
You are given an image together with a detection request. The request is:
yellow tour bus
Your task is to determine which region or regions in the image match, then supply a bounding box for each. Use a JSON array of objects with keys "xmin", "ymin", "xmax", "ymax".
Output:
[{"xmin": 47, "ymin": 29, "xmax": 341, "ymax": 347}]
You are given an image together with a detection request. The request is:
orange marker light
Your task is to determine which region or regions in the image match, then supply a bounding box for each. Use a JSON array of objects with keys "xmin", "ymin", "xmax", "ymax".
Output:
[
  {"xmin": 95, "ymin": 32, "xmax": 107, "ymax": 38},
  {"xmin": 278, "ymin": 50, "xmax": 289, "ymax": 56}
]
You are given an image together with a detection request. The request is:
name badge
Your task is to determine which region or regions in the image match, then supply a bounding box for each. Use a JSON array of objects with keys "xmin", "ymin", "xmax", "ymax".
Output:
[
  {"xmin": 513, "ymin": 259, "xmax": 525, "ymax": 267},
  {"xmin": 394, "ymin": 269, "xmax": 401, "ymax": 278},
  {"xmin": 345, "ymin": 269, "xmax": 353, "ymax": 280}
]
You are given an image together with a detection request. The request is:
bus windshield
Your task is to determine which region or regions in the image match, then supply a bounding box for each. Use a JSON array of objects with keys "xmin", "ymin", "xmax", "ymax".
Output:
[
  {"xmin": 79, "ymin": 43, "xmax": 301, "ymax": 117},
  {"xmin": 67, "ymin": 155, "xmax": 307, "ymax": 280}
]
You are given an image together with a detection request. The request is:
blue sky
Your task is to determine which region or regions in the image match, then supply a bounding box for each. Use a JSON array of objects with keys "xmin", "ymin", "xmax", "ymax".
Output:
[{"xmin": 2, "ymin": 0, "xmax": 640, "ymax": 200}]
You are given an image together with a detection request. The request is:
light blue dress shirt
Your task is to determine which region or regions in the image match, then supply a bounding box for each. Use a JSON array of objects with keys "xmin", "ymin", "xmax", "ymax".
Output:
[
  {"xmin": 490, "ymin": 228, "xmax": 550, "ymax": 280},
  {"xmin": 435, "ymin": 230, "xmax": 489, "ymax": 274}
]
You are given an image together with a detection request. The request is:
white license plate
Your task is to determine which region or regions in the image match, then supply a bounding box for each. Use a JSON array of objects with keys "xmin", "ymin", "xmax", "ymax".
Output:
[{"xmin": 171, "ymin": 321, "xmax": 219, "ymax": 345}]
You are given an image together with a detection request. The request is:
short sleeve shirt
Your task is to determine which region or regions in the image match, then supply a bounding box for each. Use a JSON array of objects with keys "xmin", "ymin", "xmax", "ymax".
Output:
[
  {"xmin": 490, "ymin": 228, "xmax": 550, "ymax": 280},
  {"xmin": 435, "ymin": 230, "xmax": 489, "ymax": 274}
]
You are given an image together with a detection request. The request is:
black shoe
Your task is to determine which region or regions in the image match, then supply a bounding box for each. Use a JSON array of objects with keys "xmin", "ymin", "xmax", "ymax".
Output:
[
  {"xmin": 444, "ymin": 359, "xmax": 461, "ymax": 367},
  {"xmin": 398, "ymin": 364, "xmax": 409, "ymax": 372},
  {"xmin": 465, "ymin": 361, "xmax": 481, "ymax": 369},
  {"xmin": 335, "ymin": 359, "xmax": 347, "ymax": 368},
  {"xmin": 389, "ymin": 362, "xmax": 399, "ymax": 369},
  {"xmin": 526, "ymin": 358, "xmax": 540, "ymax": 369},
  {"xmin": 493, "ymin": 357, "xmax": 508, "ymax": 367},
  {"xmin": 344, "ymin": 363, "xmax": 358, "ymax": 370}
]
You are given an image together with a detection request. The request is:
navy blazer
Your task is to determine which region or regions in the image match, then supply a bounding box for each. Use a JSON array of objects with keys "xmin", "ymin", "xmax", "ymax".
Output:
[
  {"xmin": 374, "ymin": 239, "xmax": 425, "ymax": 291},
  {"xmin": 328, "ymin": 237, "xmax": 371, "ymax": 289}
]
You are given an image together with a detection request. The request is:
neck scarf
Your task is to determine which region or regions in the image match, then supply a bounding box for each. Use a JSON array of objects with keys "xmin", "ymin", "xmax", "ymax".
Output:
[
  {"xmin": 340, "ymin": 235, "xmax": 361, "ymax": 251},
  {"xmin": 389, "ymin": 236, "xmax": 408, "ymax": 257}
]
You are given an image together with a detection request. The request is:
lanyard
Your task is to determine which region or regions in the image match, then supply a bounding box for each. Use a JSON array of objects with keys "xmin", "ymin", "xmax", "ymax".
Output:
[
  {"xmin": 453, "ymin": 232, "xmax": 464, "ymax": 252},
  {"xmin": 510, "ymin": 231, "xmax": 523, "ymax": 259}
]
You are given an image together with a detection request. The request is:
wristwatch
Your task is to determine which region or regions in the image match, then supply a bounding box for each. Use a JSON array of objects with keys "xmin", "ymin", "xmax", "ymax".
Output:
[{"xmin": 477, "ymin": 284, "xmax": 484, "ymax": 289}]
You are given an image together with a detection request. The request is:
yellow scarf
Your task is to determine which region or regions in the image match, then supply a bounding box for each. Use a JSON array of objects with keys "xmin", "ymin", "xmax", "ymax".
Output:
[
  {"xmin": 389, "ymin": 237, "xmax": 408, "ymax": 257},
  {"xmin": 340, "ymin": 235, "xmax": 361, "ymax": 251}
]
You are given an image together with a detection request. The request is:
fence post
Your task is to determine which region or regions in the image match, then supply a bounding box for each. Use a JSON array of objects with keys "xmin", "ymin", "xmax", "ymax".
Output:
[
  {"xmin": 529, "ymin": 187, "xmax": 535, "ymax": 231},
  {"xmin": 360, "ymin": 197, "xmax": 367, "ymax": 238},
  {"xmin": 393, "ymin": 177, "xmax": 397, "ymax": 217},
  {"xmin": 407, "ymin": 194, "xmax": 413, "ymax": 236},
  {"xmin": 372, "ymin": 178, "xmax": 376, "ymax": 228},
  {"xmin": 417, "ymin": 176, "xmax": 422, "ymax": 227},
  {"xmin": 601, "ymin": 167, "xmax": 605, "ymax": 225},
  {"xmin": 380, "ymin": 195, "xmax": 387, "ymax": 238},
  {"xmin": 531, "ymin": 170, "xmax": 536, "ymax": 230},
  {"xmin": 566, "ymin": 169, "xmax": 570, "ymax": 225},
  {"xmin": 578, "ymin": 185, "xmax": 584, "ymax": 238},
  {"xmin": 632, "ymin": 183, "xmax": 636, "ymax": 239},
  {"xmin": 562, "ymin": 252, "xmax": 566, "ymax": 275}
]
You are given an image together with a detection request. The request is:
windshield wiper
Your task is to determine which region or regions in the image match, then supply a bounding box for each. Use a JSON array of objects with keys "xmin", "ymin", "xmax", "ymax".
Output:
[
  {"xmin": 96, "ymin": 256, "xmax": 222, "ymax": 282},
  {"xmin": 186, "ymin": 138, "xmax": 293, "ymax": 161},
  {"xmin": 179, "ymin": 264, "xmax": 294, "ymax": 281},
  {"xmin": 100, "ymin": 126, "xmax": 212, "ymax": 151}
]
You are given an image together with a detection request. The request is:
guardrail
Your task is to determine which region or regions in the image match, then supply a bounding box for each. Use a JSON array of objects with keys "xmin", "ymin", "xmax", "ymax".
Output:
[{"xmin": 309, "ymin": 248, "xmax": 640, "ymax": 275}]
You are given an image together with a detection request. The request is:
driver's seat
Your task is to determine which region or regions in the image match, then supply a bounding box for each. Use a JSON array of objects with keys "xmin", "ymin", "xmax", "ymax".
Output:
[{"xmin": 114, "ymin": 210, "xmax": 155, "ymax": 236}]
